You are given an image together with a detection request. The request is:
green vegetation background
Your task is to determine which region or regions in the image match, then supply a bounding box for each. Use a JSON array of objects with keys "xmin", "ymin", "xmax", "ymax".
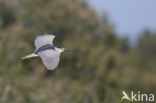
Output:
[{"xmin": 0, "ymin": 0, "xmax": 156, "ymax": 103}]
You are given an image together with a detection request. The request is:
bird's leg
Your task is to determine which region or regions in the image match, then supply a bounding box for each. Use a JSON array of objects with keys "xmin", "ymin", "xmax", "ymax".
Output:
[{"xmin": 21, "ymin": 53, "xmax": 38, "ymax": 59}]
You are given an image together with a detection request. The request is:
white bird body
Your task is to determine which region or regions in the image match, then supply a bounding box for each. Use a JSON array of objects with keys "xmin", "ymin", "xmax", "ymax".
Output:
[
  {"xmin": 22, "ymin": 34, "xmax": 69, "ymax": 71},
  {"xmin": 38, "ymin": 49, "xmax": 60, "ymax": 70}
]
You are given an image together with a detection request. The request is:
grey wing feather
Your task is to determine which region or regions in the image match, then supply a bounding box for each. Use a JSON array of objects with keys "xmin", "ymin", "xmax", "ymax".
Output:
[
  {"xmin": 37, "ymin": 49, "xmax": 60, "ymax": 70},
  {"xmin": 34, "ymin": 34, "xmax": 55, "ymax": 49}
]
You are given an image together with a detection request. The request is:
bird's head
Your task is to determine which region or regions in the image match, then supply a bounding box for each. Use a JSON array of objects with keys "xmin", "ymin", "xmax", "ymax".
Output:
[{"xmin": 54, "ymin": 46, "xmax": 71, "ymax": 53}]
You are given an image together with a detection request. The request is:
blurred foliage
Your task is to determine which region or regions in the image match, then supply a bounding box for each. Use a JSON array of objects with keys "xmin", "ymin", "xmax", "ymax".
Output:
[
  {"xmin": 0, "ymin": 0, "xmax": 156, "ymax": 103},
  {"xmin": 0, "ymin": 2, "xmax": 16, "ymax": 28}
]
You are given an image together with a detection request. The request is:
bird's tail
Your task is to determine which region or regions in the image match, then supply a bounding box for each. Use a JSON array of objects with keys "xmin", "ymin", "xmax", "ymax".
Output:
[{"xmin": 21, "ymin": 53, "xmax": 38, "ymax": 59}]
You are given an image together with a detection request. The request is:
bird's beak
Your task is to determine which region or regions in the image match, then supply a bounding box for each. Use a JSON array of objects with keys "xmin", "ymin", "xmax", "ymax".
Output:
[
  {"xmin": 21, "ymin": 56, "xmax": 30, "ymax": 59},
  {"xmin": 64, "ymin": 48, "xmax": 71, "ymax": 51}
]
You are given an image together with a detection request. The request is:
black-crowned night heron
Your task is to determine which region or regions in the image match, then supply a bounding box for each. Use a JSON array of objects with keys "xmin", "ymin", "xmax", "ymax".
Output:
[{"xmin": 22, "ymin": 34, "xmax": 70, "ymax": 71}]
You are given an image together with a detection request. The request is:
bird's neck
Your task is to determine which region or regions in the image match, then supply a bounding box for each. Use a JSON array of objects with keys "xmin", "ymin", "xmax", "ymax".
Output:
[{"xmin": 54, "ymin": 47, "xmax": 63, "ymax": 53}]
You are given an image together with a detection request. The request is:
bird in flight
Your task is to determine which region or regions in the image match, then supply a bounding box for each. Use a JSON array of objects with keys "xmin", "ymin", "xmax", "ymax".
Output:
[{"xmin": 22, "ymin": 34, "xmax": 70, "ymax": 71}]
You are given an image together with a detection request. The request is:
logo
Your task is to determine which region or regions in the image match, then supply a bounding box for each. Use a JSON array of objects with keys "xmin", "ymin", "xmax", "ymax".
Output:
[{"xmin": 121, "ymin": 91, "xmax": 155, "ymax": 102}]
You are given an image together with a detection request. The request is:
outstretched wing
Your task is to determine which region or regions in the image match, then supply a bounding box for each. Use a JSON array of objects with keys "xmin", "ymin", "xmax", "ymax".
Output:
[
  {"xmin": 37, "ymin": 49, "xmax": 60, "ymax": 71},
  {"xmin": 34, "ymin": 34, "xmax": 55, "ymax": 49}
]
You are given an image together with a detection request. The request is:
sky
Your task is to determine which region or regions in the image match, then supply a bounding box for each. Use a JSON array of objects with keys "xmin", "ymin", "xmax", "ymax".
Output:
[{"xmin": 87, "ymin": 0, "xmax": 156, "ymax": 42}]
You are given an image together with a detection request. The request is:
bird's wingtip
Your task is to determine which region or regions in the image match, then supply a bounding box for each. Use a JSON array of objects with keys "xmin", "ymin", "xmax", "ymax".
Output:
[{"xmin": 37, "ymin": 34, "xmax": 56, "ymax": 38}]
